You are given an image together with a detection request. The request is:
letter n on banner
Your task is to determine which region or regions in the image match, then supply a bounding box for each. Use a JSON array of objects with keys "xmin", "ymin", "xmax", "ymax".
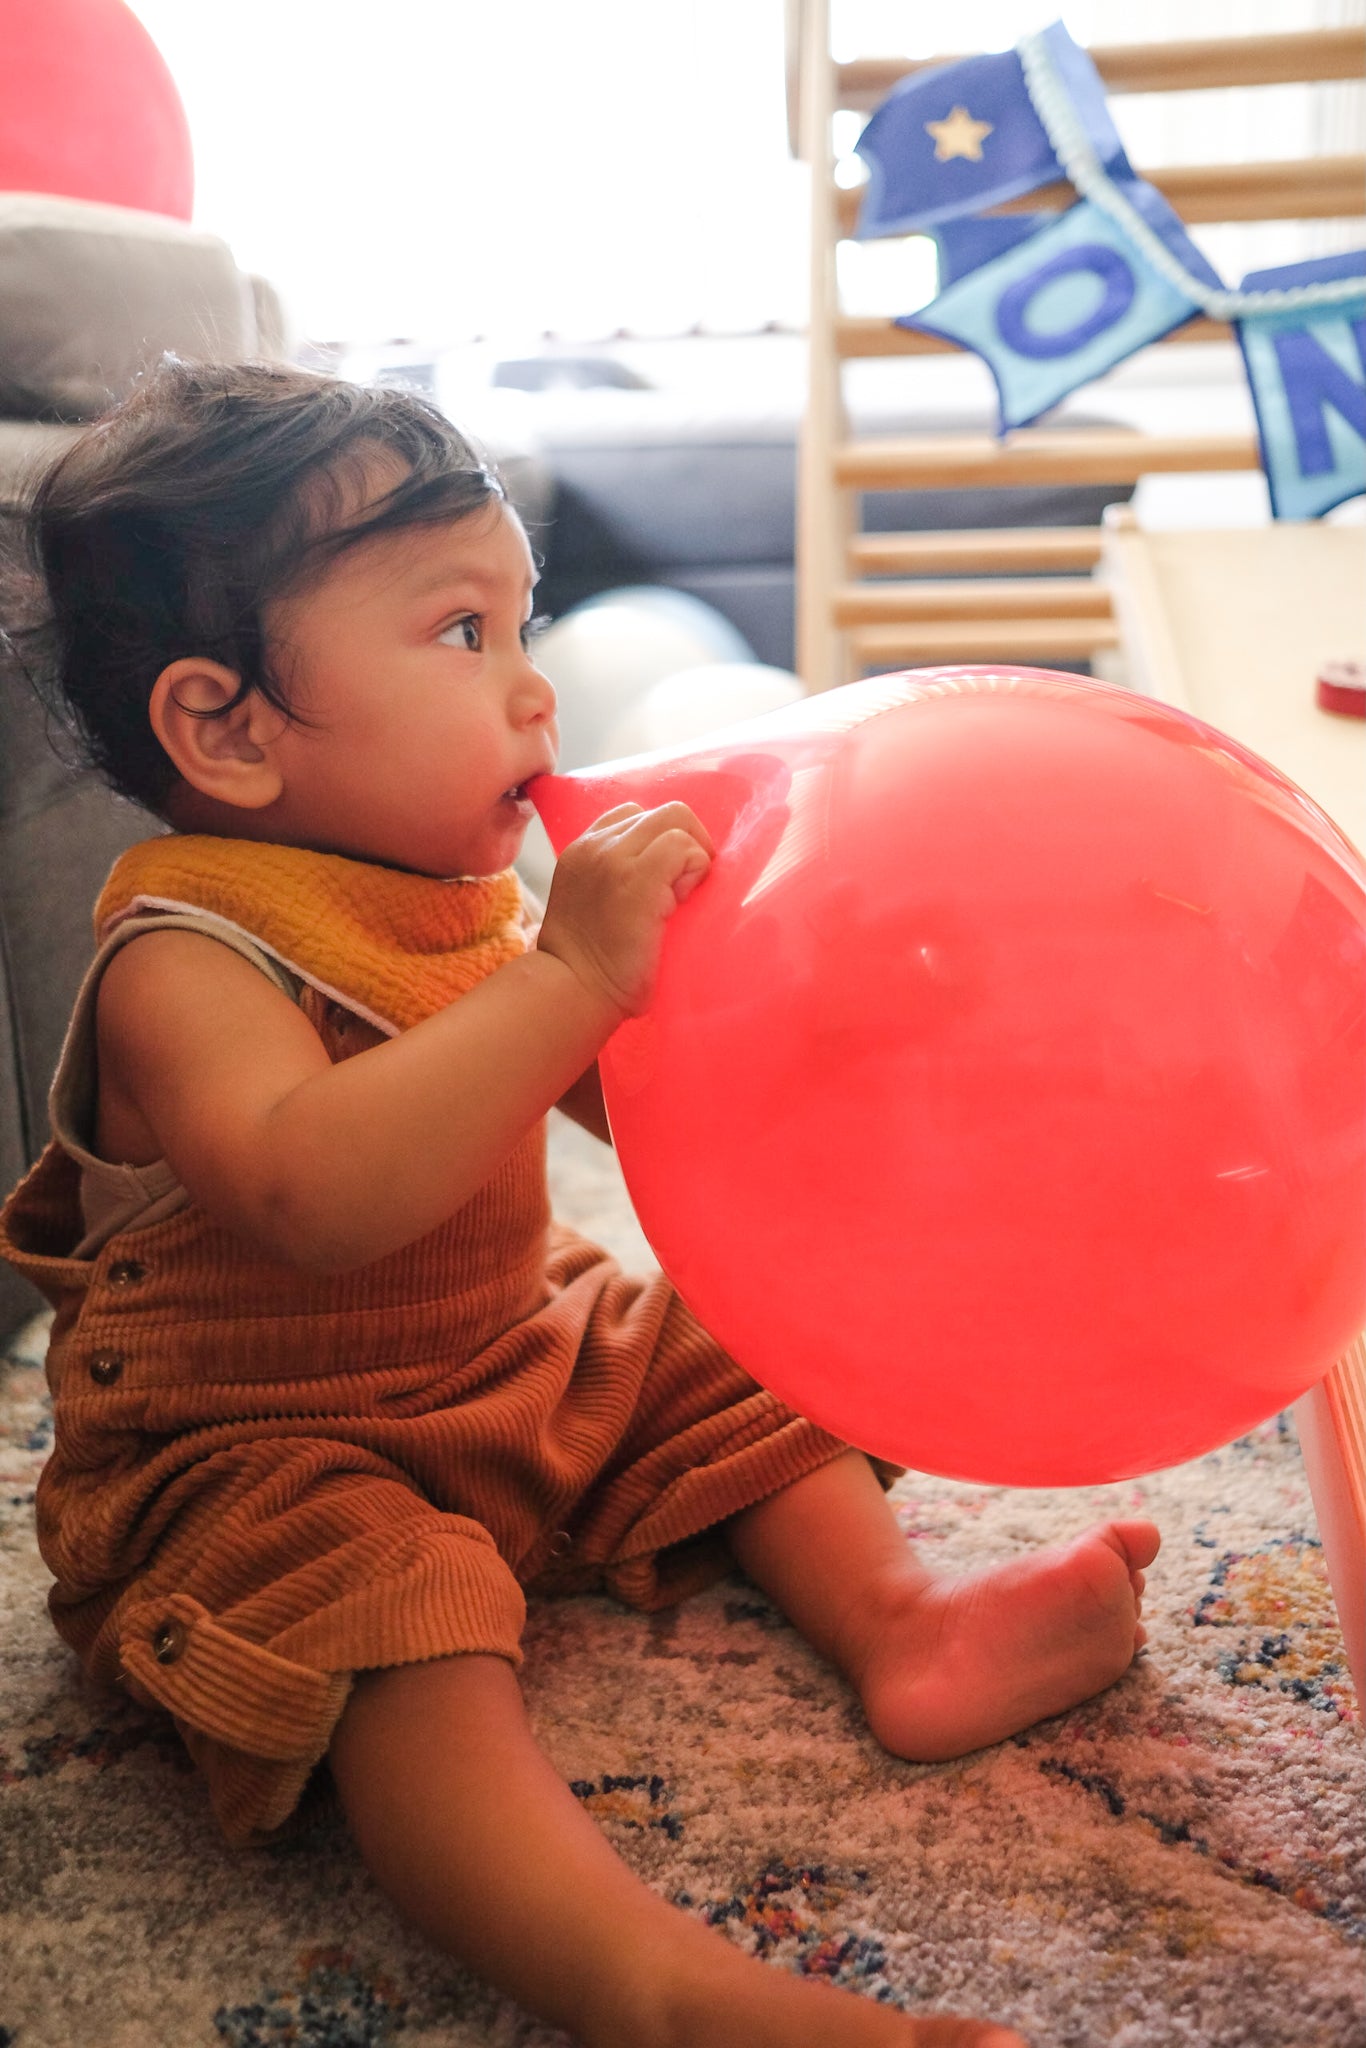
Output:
[{"xmin": 1237, "ymin": 256, "xmax": 1366, "ymax": 521}]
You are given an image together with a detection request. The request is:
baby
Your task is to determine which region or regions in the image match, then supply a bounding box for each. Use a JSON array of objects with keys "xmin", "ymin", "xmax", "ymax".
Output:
[{"xmin": 0, "ymin": 359, "xmax": 1158, "ymax": 2048}]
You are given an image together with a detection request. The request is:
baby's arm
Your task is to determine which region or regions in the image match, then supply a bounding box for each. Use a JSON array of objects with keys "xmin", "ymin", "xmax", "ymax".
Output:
[
  {"xmin": 95, "ymin": 803, "xmax": 709, "ymax": 1271},
  {"xmin": 518, "ymin": 883, "xmax": 613, "ymax": 1145}
]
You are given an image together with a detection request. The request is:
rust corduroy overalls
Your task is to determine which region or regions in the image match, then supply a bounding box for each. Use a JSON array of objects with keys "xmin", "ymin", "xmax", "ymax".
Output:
[{"xmin": 0, "ymin": 835, "xmax": 857, "ymax": 1843}]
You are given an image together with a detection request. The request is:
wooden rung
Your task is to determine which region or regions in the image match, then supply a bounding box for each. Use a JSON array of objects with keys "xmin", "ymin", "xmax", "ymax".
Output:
[
  {"xmin": 850, "ymin": 528, "xmax": 1105, "ymax": 573},
  {"xmin": 834, "ymin": 430, "xmax": 1260, "ymax": 491},
  {"xmin": 836, "ymin": 314, "xmax": 1230, "ymax": 358},
  {"xmin": 835, "ymin": 577, "xmax": 1112, "ymax": 625},
  {"xmin": 1133, "ymin": 155, "xmax": 1365, "ymax": 226},
  {"xmin": 1074, "ymin": 25, "xmax": 1365, "ymax": 93},
  {"xmin": 836, "ymin": 156, "xmax": 1366, "ymax": 237},
  {"xmin": 834, "ymin": 28, "xmax": 1366, "ymax": 110},
  {"xmin": 849, "ymin": 616, "xmax": 1123, "ymax": 663}
]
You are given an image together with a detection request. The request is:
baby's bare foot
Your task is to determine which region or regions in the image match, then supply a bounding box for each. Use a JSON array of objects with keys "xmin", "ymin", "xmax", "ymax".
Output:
[{"xmin": 856, "ymin": 1518, "xmax": 1160, "ymax": 1762}]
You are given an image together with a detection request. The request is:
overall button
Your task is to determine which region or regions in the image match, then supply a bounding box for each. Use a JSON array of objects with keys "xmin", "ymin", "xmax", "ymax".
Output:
[
  {"xmin": 547, "ymin": 1530, "xmax": 573, "ymax": 1558},
  {"xmin": 151, "ymin": 1618, "xmax": 187, "ymax": 1665},
  {"xmin": 88, "ymin": 1352, "xmax": 126, "ymax": 1386},
  {"xmin": 107, "ymin": 1260, "xmax": 148, "ymax": 1288}
]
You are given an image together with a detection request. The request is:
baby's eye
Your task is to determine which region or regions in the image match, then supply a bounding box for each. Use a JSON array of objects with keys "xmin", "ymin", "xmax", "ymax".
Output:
[
  {"xmin": 521, "ymin": 613, "xmax": 554, "ymax": 652},
  {"xmin": 438, "ymin": 614, "xmax": 482, "ymax": 651}
]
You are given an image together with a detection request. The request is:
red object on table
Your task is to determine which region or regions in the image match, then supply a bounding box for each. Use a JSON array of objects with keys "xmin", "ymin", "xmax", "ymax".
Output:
[
  {"xmin": 1317, "ymin": 661, "xmax": 1366, "ymax": 719},
  {"xmin": 0, "ymin": 0, "xmax": 192, "ymax": 218}
]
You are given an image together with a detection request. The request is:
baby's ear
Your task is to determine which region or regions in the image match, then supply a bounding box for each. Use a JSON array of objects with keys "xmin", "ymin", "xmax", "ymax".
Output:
[{"xmin": 149, "ymin": 660, "xmax": 286, "ymax": 812}]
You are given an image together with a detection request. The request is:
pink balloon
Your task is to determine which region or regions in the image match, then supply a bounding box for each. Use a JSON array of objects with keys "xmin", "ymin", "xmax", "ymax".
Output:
[{"xmin": 532, "ymin": 668, "xmax": 1366, "ymax": 1486}]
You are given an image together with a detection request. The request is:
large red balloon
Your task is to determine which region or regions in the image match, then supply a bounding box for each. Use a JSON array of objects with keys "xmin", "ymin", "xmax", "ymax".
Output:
[
  {"xmin": 0, "ymin": 0, "xmax": 193, "ymax": 218},
  {"xmin": 532, "ymin": 668, "xmax": 1366, "ymax": 1487}
]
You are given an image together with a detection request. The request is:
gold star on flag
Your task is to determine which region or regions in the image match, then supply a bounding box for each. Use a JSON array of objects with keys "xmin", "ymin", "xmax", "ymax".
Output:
[{"xmin": 925, "ymin": 105, "xmax": 994, "ymax": 163}]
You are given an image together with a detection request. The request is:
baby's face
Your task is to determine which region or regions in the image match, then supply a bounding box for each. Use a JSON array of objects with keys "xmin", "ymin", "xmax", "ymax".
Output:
[{"xmin": 261, "ymin": 494, "xmax": 558, "ymax": 877}]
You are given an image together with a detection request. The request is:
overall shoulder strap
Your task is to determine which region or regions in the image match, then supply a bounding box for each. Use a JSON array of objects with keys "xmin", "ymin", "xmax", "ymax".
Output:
[{"xmin": 49, "ymin": 910, "xmax": 304, "ymax": 1162}]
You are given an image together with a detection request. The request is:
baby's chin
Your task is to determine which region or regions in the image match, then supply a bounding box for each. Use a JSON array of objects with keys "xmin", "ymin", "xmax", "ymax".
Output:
[{"xmin": 321, "ymin": 825, "xmax": 523, "ymax": 880}]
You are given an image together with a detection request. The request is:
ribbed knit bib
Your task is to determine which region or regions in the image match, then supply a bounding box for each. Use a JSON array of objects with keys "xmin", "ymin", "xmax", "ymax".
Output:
[{"xmin": 95, "ymin": 835, "xmax": 527, "ymax": 1035}]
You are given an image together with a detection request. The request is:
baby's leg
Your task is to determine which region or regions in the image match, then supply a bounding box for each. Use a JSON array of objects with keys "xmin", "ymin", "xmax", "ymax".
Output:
[
  {"xmin": 329, "ymin": 1654, "xmax": 1024, "ymax": 2048},
  {"xmin": 727, "ymin": 1451, "xmax": 1160, "ymax": 1762}
]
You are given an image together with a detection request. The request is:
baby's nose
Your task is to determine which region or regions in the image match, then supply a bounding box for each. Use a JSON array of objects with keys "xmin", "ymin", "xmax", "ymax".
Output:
[{"xmin": 525, "ymin": 664, "xmax": 557, "ymax": 722}]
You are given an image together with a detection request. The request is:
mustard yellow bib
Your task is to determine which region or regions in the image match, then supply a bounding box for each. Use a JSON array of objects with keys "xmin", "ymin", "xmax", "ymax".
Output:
[{"xmin": 95, "ymin": 835, "xmax": 527, "ymax": 1036}]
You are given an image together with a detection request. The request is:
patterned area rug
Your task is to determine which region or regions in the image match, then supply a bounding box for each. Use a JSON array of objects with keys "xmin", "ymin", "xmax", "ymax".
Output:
[{"xmin": 2, "ymin": 1116, "xmax": 1363, "ymax": 2048}]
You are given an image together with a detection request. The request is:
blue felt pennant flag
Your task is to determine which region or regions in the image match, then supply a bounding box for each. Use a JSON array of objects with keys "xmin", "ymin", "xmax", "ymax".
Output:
[
  {"xmin": 855, "ymin": 22, "xmax": 1129, "ymax": 240},
  {"xmin": 899, "ymin": 183, "xmax": 1220, "ymax": 431},
  {"xmin": 855, "ymin": 49, "xmax": 1060, "ymax": 237},
  {"xmin": 1234, "ymin": 253, "xmax": 1366, "ymax": 520}
]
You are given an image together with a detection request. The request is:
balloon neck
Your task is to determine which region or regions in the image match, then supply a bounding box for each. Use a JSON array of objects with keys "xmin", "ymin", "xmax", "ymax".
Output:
[
  {"xmin": 531, "ymin": 754, "xmax": 787, "ymax": 856},
  {"xmin": 528, "ymin": 770, "xmax": 637, "ymax": 856}
]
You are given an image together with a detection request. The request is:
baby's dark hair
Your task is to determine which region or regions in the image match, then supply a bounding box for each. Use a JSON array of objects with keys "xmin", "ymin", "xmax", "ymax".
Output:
[{"xmin": 19, "ymin": 357, "xmax": 504, "ymax": 814}]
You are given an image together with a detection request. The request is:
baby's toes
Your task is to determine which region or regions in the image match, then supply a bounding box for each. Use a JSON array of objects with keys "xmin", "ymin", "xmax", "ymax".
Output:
[{"xmin": 1112, "ymin": 1518, "xmax": 1161, "ymax": 1572}]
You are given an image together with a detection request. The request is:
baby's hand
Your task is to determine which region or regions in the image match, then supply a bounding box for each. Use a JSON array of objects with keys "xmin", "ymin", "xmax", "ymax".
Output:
[{"xmin": 536, "ymin": 801, "xmax": 714, "ymax": 1018}]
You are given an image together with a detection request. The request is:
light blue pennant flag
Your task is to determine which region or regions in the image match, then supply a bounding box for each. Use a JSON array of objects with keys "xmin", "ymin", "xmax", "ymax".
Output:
[
  {"xmin": 1234, "ymin": 253, "xmax": 1366, "ymax": 520},
  {"xmin": 898, "ymin": 182, "xmax": 1221, "ymax": 430},
  {"xmin": 855, "ymin": 21, "xmax": 1130, "ymax": 239}
]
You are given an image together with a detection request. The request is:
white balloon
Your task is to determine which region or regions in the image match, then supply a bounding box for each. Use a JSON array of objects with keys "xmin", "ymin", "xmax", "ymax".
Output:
[
  {"xmin": 534, "ymin": 587, "xmax": 752, "ymax": 771},
  {"xmin": 599, "ymin": 663, "xmax": 805, "ymax": 762}
]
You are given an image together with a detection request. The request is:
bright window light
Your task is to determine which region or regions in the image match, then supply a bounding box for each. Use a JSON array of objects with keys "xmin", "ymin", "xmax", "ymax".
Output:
[
  {"xmin": 126, "ymin": 0, "xmax": 1358, "ymax": 347},
  {"xmin": 127, "ymin": 0, "xmax": 807, "ymax": 344}
]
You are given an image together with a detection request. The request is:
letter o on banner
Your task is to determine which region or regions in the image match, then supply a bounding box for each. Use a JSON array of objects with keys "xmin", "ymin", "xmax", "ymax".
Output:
[{"xmin": 995, "ymin": 244, "xmax": 1137, "ymax": 359}]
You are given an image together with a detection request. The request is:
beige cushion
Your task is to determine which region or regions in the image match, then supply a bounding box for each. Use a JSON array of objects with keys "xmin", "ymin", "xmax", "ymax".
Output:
[{"xmin": 0, "ymin": 193, "xmax": 258, "ymax": 422}]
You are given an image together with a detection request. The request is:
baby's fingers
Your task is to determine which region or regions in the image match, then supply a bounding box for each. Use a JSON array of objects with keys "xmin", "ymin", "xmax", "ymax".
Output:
[
  {"xmin": 668, "ymin": 832, "xmax": 713, "ymax": 904},
  {"xmin": 622, "ymin": 800, "xmax": 715, "ymax": 862},
  {"xmin": 586, "ymin": 802, "xmax": 647, "ymax": 835},
  {"xmin": 672, "ymin": 857, "xmax": 709, "ymax": 905},
  {"xmin": 632, "ymin": 817, "xmax": 714, "ymax": 905},
  {"xmin": 581, "ymin": 799, "xmax": 714, "ymax": 868}
]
